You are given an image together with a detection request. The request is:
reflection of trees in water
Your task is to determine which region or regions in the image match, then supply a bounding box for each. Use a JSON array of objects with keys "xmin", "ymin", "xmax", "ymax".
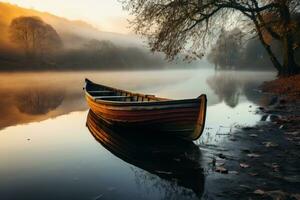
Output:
[
  {"xmin": 16, "ymin": 88, "xmax": 65, "ymax": 115},
  {"xmin": 207, "ymin": 75, "xmax": 241, "ymax": 107},
  {"xmin": 207, "ymin": 73, "xmax": 264, "ymax": 107},
  {"xmin": 243, "ymin": 82, "xmax": 264, "ymax": 105}
]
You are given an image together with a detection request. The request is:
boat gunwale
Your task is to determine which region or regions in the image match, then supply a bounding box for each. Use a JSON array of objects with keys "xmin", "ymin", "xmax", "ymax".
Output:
[
  {"xmin": 86, "ymin": 93, "xmax": 203, "ymax": 106},
  {"xmin": 85, "ymin": 78, "xmax": 205, "ymax": 106}
]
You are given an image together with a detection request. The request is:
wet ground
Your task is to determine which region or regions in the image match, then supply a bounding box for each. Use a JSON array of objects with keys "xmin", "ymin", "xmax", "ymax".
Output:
[{"xmin": 199, "ymin": 99, "xmax": 300, "ymax": 199}]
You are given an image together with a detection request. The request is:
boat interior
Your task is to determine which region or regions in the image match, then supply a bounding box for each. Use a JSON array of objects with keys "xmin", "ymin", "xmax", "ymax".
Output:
[{"xmin": 86, "ymin": 79, "xmax": 165, "ymax": 102}]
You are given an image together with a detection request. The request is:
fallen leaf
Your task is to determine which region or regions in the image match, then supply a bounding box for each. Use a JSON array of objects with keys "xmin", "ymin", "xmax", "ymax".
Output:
[
  {"xmin": 240, "ymin": 163, "xmax": 250, "ymax": 168},
  {"xmin": 215, "ymin": 166, "xmax": 228, "ymax": 174},
  {"xmin": 279, "ymin": 125, "xmax": 285, "ymax": 129},
  {"xmin": 254, "ymin": 189, "xmax": 265, "ymax": 195},
  {"xmin": 263, "ymin": 141, "xmax": 279, "ymax": 147},
  {"xmin": 250, "ymin": 134, "xmax": 258, "ymax": 137},
  {"xmin": 216, "ymin": 161, "xmax": 225, "ymax": 166},
  {"xmin": 249, "ymin": 172, "xmax": 258, "ymax": 176},
  {"xmin": 247, "ymin": 153, "xmax": 261, "ymax": 158},
  {"xmin": 240, "ymin": 185, "xmax": 251, "ymax": 189}
]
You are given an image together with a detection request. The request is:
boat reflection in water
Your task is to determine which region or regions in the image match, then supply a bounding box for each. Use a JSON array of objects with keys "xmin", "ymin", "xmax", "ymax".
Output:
[{"xmin": 86, "ymin": 110, "xmax": 205, "ymax": 198}]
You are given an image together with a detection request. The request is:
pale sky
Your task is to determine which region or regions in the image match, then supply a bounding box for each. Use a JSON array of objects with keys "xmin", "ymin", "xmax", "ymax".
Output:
[{"xmin": 2, "ymin": 0, "xmax": 131, "ymax": 34}]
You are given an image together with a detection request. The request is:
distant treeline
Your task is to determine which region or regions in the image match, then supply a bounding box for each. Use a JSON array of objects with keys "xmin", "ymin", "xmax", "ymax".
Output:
[
  {"xmin": 0, "ymin": 16, "xmax": 166, "ymax": 71},
  {"xmin": 55, "ymin": 40, "xmax": 165, "ymax": 70},
  {"xmin": 208, "ymin": 17, "xmax": 300, "ymax": 71}
]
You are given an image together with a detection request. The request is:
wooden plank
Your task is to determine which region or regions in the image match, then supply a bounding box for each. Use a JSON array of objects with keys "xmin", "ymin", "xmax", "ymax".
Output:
[
  {"xmin": 89, "ymin": 91, "xmax": 114, "ymax": 93},
  {"xmin": 95, "ymin": 96, "xmax": 132, "ymax": 100},
  {"xmin": 87, "ymin": 106, "xmax": 199, "ymax": 116}
]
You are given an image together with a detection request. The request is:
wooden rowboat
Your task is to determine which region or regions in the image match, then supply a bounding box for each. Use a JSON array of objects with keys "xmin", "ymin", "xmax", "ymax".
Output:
[
  {"xmin": 86, "ymin": 110, "xmax": 204, "ymax": 197},
  {"xmin": 84, "ymin": 78, "xmax": 207, "ymax": 141}
]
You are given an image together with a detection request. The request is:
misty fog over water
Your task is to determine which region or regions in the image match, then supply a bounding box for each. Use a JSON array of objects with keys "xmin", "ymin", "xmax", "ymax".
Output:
[{"xmin": 0, "ymin": 69, "xmax": 275, "ymax": 130}]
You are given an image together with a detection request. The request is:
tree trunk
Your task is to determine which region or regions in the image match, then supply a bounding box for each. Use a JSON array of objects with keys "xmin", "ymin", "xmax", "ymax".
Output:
[
  {"xmin": 254, "ymin": 23, "xmax": 283, "ymax": 75},
  {"xmin": 280, "ymin": 3, "xmax": 299, "ymax": 76},
  {"xmin": 250, "ymin": 12, "xmax": 283, "ymax": 75},
  {"xmin": 281, "ymin": 33, "xmax": 299, "ymax": 76},
  {"xmin": 261, "ymin": 40, "xmax": 283, "ymax": 75}
]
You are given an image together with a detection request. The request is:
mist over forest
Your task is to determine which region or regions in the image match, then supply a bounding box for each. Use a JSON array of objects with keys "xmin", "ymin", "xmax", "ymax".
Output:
[
  {"xmin": 1, "ymin": 2, "xmax": 298, "ymax": 71},
  {"xmin": 207, "ymin": 23, "xmax": 300, "ymax": 71},
  {"xmin": 0, "ymin": 2, "xmax": 174, "ymax": 70}
]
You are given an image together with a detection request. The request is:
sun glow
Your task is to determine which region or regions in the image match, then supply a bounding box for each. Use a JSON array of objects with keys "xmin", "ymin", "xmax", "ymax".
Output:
[{"xmin": 1, "ymin": 0, "xmax": 130, "ymax": 33}]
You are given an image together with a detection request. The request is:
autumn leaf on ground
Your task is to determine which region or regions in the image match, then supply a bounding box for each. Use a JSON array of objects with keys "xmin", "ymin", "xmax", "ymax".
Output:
[
  {"xmin": 240, "ymin": 163, "xmax": 250, "ymax": 168},
  {"xmin": 247, "ymin": 153, "xmax": 261, "ymax": 158},
  {"xmin": 249, "ymin": 172, "xmax": 258, "ymax": 176},
  {"xmin": 254, "ymin": 189, "xmax": 265, "ymax": 195},
  {"xmin": 215, "ymin": 166, "xmax": 228, "ymax": 174},
  {"xmin": 263, "ymin": 141, "xmax": 279, "ymax": 147}
]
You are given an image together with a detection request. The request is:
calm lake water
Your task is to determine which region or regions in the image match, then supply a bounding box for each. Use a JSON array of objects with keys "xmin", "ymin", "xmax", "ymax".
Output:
[{"xmin": 0, "ymin": 69, "xmax": 275, "ymax": 200}]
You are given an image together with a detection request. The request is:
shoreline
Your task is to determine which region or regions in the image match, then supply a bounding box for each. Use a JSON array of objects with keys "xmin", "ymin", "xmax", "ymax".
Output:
[{"xmin": 203, "ymin": 75, "xmax": 300, "ymax": 199}]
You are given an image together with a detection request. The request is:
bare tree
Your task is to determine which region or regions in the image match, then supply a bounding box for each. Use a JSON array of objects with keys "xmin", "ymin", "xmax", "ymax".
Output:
[
  {"xmin": 9, "ymin": 16, "xmax": 62, "ymax": 61},
  {"xmin": 123, "ymin": 0, "xmax": 300, "ymax": 76}
]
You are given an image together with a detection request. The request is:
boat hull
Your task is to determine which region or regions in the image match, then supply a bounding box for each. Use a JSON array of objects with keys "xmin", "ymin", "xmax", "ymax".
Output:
[{"xmin": 84, "ymin": 79, "xmax": 207, "ymax": 140}]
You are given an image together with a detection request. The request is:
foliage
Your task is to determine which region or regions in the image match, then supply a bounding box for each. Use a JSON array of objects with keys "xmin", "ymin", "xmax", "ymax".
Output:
[
  {"xmin": 207, "ymin": 28, "xmax": 243, "ymax": 69},
  {"xmin": 123, "ymin": 0, "xmax": 300, "ymax": 75},
  {"xmin": 208, "ymin": 22, "xmax": 300, "ymax": 71},
  {"xmin": 9, "ymin": 16, "xmax": 63, "ymax": 60}
]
